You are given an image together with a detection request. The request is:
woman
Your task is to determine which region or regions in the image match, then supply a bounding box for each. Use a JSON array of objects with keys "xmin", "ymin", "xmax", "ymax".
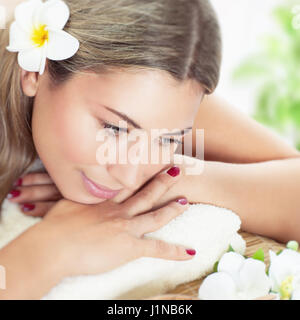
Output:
[{"xmin": 0, "ymin": 0, "xmax": 299, "ymax": 299}]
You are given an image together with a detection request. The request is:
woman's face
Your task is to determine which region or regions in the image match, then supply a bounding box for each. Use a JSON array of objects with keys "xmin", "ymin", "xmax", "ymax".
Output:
[{"xmin": 29, "ymin": 67, "xmax": 204, "ymax": 204}]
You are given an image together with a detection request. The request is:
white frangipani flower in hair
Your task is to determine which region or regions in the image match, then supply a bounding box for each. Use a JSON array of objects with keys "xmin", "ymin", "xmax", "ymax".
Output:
[{"xmin": 6, "ymin": 0, "xmax": 80, "ymax": 75}]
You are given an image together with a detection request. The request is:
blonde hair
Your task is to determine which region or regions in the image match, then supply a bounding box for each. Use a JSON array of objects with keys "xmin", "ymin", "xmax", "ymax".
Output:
[{"xmin": 0, "ymin": 0, "xmax": 222, "ymax": 213}]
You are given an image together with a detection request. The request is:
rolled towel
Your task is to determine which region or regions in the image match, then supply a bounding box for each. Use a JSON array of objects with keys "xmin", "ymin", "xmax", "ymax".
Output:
[{"xmin": 0, "ymin": 198, "xmax": 245, "ymax": 300}]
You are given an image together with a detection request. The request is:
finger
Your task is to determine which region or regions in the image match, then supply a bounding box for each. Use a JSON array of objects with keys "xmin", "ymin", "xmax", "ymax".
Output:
[
  {"xmin": 129, "ymin": 198, "xmax": 189, "ymax": 237},
  {"xmin": 15, "ymin": 172, "xmax": 54, "ymax": 187},
  {"xmin": 7, "ymin": 184, "xmax": 62, "ymax": 203},
  {"xmin": 123, "ymin": 165, "xmax": 182, "ymax": 217},
  {"xmin": 19, "ymin": 201, "xmax": 57, "ymax": 217},
  {"xmin": 136, "ymin": 237, "xmax": 196, "ymax": 261}
]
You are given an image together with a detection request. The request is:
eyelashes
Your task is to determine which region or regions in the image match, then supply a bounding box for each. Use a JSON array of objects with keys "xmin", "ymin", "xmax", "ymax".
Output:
[
  {"xmin": 102, "ymin": 122, "xmax": 128, "ymax": 134},
  {"xmin": 100, "ymin": 121, "xmax": 183, "ymax": 146},
  {"xmin": 159, "ymin": 136, "xmax": 183, "ymax": 146}
]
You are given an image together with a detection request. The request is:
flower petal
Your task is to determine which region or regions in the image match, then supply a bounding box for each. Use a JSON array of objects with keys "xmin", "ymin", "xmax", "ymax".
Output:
[
  {"xmin": 46, "ymin": 29, "xmax": 79, "ymax": 60},
  {"xmin": 239, "ymin": 258, "xmax": 271, "ymax": 299},
  {"xmin": 15, "ymin": 0, "xmax": 42, "ymax": 33},
  {"xmin": 279, "ymin": 249, "xmax": 300, "ymax": 265},
  {"xmin": 198, "ymin": 272, "xmax": 238, "ymax": 300},
  {"xmin": 18, "ymin": 47, "xmax": 43, "ymax": 72},
  {"xmin": 269, "ymin": 249, "xmax": 300, "ymax": 292},
  {"xmin": 39, "ymin": 42, "xmax": 48, "ymax": 75},
  {"xmin": 36, "ymin": 0, "xmax": 70, "ymax": 30},
  {"xmin": 6, "ymin": 21, "xmax": 33, "ymax": 52},
  {"xmin": 218, "ymin": 252, "xmax": 245, "ymax": 277}
]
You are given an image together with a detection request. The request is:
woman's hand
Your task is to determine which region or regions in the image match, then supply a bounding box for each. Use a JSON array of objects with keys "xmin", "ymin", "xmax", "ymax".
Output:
[
  {"xmin": 0, "ymin": 165, "xmax": 196, "ymax": 299},
  {"xmin": 40, "ymin": 165, "xmax": 195, "ymax": 279},
  {"xmin": 151, "ymin": 154, "xmax": 203, "ymax": 210},
  {"xmin": 6, "ymin": 172, "xmax": 63, "ymax": 217}
]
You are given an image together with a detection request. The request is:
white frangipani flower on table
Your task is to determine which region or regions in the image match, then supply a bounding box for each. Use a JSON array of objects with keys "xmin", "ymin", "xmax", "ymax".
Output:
[
  {"xmin": 6, "ymin": 0, "xmax": 79, "ymax": 75},
  {"xmin": 198, "ymin": 251, "xmax": 271, "ymax": 300},
  {"xmin": 269, "ymin": 249, "xmax": 300, "ymax": 300}
]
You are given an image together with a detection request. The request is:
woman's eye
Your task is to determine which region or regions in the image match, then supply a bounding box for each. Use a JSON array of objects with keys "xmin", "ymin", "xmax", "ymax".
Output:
[
  {"xmin": 103, "ymin": 123, "xmax": 119, "ymax": 135},
  {"xmin": 159, "ymin": 137, "xmax": 183, "ymax": 146},
  {"xmin": 100, "ymin": 120, "xmax": 182, "ymax": 146},
  {"xmin": 102, "ymin": 122, "xmax": 127, "ymax": 136}
]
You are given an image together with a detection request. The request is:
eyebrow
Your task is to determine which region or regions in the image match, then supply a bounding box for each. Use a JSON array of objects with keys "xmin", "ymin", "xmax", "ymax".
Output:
[{"xmin": 102, "ymin": 105, "xmax": 193, "ymax": 136}]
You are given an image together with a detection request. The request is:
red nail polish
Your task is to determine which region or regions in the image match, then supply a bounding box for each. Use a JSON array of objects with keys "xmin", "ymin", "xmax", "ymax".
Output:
[
  {"xmin": 176, "ymin": 198, "xmax": 188, "ymax": 205},
  {"xmin": 7, "ymin": 189, "xmax": 21, "ymax": 199},
  {"xmin": 186, "ymin": 249, "xmax": 196, "ymax": 256},
  {"xmin": 167, "ymin": 166, "xmax": 180, "ymax": 177},
  {"xmin": 14, "ymin": 178, "xmax": 23, "ymax": 187},
  {"xmin": 21, "ymin": 204, "xmax": 35, "ymax": 212}
]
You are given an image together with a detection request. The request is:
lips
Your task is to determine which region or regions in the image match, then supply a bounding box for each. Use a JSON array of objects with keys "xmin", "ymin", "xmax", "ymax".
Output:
[{"xmin": 81, "ymin": 171, "xmax": 122, "ymax": 199}]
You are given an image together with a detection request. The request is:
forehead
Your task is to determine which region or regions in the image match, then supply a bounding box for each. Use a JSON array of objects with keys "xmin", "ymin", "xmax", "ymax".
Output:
[{"xmin": 54, "ymin": 68, "xmax": 204, "ymax": 130}]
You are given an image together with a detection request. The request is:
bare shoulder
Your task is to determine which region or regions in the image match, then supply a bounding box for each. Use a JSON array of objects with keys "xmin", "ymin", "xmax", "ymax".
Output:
[{"xmin": 180, "ymin": 94, "xmax": 300, "ymax": 163}]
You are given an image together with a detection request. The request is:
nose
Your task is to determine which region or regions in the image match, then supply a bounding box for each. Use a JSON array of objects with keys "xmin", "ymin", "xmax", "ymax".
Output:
[
  {"xmin": 107, "ymin": 132, "xmax": 152, "ymax": 190},
  {"xmin": 106, "ymin": 132, "xmax": 173, "ymax": 190}
]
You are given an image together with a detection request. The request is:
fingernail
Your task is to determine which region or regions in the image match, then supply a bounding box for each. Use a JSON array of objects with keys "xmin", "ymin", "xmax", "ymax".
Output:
[
  {"xmin": 13, "ymin": 178, "xmax": 23, "ymax": 187},
  {"xmin": 6, "ymin": 189, "xmax": 21, "ymax": 199},
  {"xmin": 186, "ymin": 249, "xmax": 196, "ymax": 256},
  {"xmin": 176, "ymin": 198, "xmax": 188, "ymax": 205},
  {"xmin": 21, "ymin": 204, "xmax": 35, "ymax": 212},
  {"xmin": 166, "ymin": 166, "xmax": 180, "ymax": 177}
]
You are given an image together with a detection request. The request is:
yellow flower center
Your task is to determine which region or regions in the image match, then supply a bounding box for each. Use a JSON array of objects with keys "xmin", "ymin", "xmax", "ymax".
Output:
[
  {"xmin": 31, "ymin": 24, "xmax": 49, "ymax": 47},
  {"xmin": 279, "ymin": 275, "xmax": 294, "ymax": 300}
]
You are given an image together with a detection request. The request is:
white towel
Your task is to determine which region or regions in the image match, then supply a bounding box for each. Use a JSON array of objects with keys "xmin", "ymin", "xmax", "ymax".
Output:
[{"xmin": 0, "ymin": 198, "xmax": 245, "ymax": 300}]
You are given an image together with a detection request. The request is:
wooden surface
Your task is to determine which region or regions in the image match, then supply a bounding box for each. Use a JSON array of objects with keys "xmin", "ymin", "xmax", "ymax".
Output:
[{"xmin": 152, "ymin": 231, "xmax": 286, "ymax": 299}]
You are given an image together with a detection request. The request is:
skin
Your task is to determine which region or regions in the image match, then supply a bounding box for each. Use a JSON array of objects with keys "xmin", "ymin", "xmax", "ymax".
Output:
[
  {"xmin": 3, "ymin": 0, "xmax": 300, "ymax": 300},
  {"xmin": 0, "ymin": 169, "xmax": 193, "ymax": 299},
  {"xmin": 8, "ymin": 66, "xmax": 300, "ymax": 246},
  {"xmin": 7, "ymin": 2, "xmax": 300, "ymax": 242},
  {"xmin": 3, "ymin": 2, "xmax": 202, "ymax": 209},
  {"xmin": 17, "ymin": 65, "xmax": 203, "ymax": 207}
]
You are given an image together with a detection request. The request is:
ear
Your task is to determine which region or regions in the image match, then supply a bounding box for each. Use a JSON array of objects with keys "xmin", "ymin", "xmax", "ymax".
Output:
[{"xmin": 20, "ymin": 69, "xmax": 40, "ymax": 97}]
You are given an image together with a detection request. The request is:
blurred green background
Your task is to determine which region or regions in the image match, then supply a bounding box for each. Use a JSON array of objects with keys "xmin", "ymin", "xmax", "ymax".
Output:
[{"xmin": 232, "ymin": 0, "xmax": 300, "ymax": 150}]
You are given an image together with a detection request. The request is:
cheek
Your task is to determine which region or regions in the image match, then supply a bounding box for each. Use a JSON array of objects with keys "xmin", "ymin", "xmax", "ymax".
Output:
[
  {"xmin": 32, "ymin": 99, "xmax": 99, "ymax": 166},
  {"xmin": 55, "ymin": 107, "xmax": 101, "ymax": 165},
  {"xmin": 56, "ymin": 111, "xmax": 95, "ymax": 163}
]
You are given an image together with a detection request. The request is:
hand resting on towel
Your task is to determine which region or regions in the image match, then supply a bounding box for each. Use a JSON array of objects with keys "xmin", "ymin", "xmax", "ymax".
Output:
[
  {"xmin": 0, "ymin": 165, "xmax": 196, "ymax": 300},
  {"xmin": 8, "ymin": 172, "xmax": 63, "ymax": 217}
]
